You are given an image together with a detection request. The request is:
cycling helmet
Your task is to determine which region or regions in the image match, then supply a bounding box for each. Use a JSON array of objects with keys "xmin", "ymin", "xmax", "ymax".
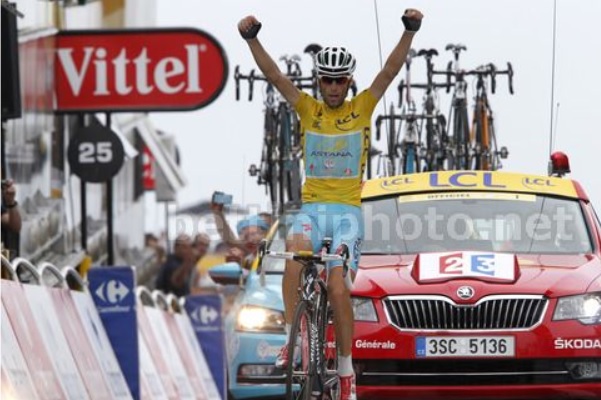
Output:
[{"xmin": 315, "ymin": 47, "xmax": 356, "ymax": 77}]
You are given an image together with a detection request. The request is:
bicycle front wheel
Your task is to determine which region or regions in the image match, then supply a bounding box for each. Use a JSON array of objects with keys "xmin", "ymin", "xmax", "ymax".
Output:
[{"xmin": 286, "ymin": 300, "xmax": 315, "ymax": 400}]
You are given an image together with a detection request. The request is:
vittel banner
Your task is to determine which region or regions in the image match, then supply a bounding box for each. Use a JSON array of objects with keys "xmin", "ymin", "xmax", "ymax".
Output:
[{"xmin": 55, "ymin": 28, "xmax": 228, "ymax": 112}]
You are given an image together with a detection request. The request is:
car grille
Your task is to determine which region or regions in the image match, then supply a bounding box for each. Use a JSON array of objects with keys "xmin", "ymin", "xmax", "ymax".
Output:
[{"xmin": 383, "ymin": 295, "xmax": 547, "ymax": 330}]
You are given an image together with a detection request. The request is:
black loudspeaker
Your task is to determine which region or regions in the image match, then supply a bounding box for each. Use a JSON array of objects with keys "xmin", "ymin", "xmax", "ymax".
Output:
[{"xmin": 1, "ymin": 3, "xmax": 22, "ymax": 120}]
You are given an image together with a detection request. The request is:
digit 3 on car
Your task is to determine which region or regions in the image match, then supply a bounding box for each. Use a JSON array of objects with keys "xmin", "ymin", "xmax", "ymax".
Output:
[{"xmin": 352, "ymin": 169, "xmax": 601, "ymax": 399}]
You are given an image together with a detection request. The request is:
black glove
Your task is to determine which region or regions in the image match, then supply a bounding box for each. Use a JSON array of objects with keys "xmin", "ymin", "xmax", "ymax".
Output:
[
  {"xmin": 240, "ymin": 23, "xmax": 262, "ymax": 40},
  {"xmin": 402, "ymin": 12, "xmax": 421, "ymax": 32}
]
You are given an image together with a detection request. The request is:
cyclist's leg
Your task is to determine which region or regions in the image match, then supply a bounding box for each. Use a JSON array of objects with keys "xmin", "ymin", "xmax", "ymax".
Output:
[
  {"xmin": 326, "ymin": 205, "xmax": 363, "ymax": 380},
  {"xmin": 284, "ymin": 204, "xmax": 324, "ymax": 327},
  {"xmin": 276, "ymin": 208, "xmax": 318, "ymax": 369}
]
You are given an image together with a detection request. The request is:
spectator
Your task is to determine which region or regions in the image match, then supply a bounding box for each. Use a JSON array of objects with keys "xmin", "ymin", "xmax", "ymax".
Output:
[
  {"xmin": 145, "ymin": 233, "xmax": 166, "ymax": 264},
  {"xmin": 226, "ymin": 215, "xmax": 270, "ymax": 269},
  {"xmin": 154, "ymin": 234, "xmax": 195, "ymax": 297},
  {"xmin": 211, "ymin": 200, "xmax": 270, "ymax": 268},
  {"xmin": 190, "ymin": 233, "xmax": 216, "ymax": 293},
  {"xmin": 1, "ymin": 178, "xmax": 21, "ymax": 258}
]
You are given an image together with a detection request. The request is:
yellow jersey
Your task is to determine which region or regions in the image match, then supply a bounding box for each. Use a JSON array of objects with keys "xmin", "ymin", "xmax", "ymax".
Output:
[{"xmin": 295, "ymin": 90, "xmax": 378, "ymax": 206}]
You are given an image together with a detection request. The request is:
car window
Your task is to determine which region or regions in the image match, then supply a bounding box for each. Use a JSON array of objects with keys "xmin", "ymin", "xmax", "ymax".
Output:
[{"xmin": 362, "ymin": 192, "xmax": 593, "ymax": 255}]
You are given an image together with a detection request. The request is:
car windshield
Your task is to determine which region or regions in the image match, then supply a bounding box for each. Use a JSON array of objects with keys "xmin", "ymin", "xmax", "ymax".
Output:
[{"xmin": 362, "ymin": 191, "xmax": 593, "ymax": 255}]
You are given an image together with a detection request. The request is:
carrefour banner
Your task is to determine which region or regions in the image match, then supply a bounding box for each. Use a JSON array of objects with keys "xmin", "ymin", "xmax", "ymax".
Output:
[
  {"xmin": 88, "ymin": 266, "xmax": 139, "ymax": 400},
  {"xmin": 184, "ymin": 294, "xmax": 225, "ymax": 400}
]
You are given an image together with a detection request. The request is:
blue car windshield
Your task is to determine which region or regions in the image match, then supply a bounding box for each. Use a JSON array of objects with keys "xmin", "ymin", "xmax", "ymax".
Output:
[{"xmin": 361, "ymin": 192, "xmax": 593, "ymax": 255}]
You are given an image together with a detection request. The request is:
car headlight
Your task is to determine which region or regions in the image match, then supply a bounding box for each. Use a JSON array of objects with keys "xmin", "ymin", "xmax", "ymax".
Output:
[
  {"xmin": 236, "ymin": 306, "xmax": 285, "ymax": 332},
  {"xmin": 553, "ymin": 293, "xmax": 601, "ymax": 325},
  {"xmin": 352, "ymin": 297, "xmax": 378, "ymax": 322}
]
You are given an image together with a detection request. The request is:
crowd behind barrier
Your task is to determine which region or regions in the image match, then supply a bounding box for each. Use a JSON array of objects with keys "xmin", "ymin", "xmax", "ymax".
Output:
[{"xmin": 1, "ymin": 254, "xmax": 224, "ymax": 400}]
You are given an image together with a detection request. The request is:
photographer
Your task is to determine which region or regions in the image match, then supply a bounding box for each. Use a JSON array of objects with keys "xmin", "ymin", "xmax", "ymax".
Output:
[{"xmin": 211, "ymin": 191, "xmax": 270, "ymax": 268}]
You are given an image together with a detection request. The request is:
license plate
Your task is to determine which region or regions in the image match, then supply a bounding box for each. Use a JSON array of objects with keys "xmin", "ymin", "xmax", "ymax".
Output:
[{"xmin": 416, "ymin": 336, "xmax": 515, "ymax": 358}]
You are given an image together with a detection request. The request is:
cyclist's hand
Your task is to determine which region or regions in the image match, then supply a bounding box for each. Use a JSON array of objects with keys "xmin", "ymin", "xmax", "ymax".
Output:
[
  {"xmin": 238, "ymin": 15, "xmax": 262, "ymax": 40},
  {"xmin": 402, "ymin": 8, "xmax": 423, "ymax": 32}
]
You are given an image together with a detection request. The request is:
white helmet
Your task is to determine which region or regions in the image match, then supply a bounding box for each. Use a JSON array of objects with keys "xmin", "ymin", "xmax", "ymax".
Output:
[{"xmin": 315, "ymin": 47, "xmax": 356, "ymax": 77}]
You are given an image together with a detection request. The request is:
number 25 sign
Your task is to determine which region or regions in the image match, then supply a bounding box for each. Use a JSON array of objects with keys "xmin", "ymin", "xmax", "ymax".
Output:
[
  {"xmin": 67, "ymin": 121, "xmax": 125, "ymax": 182},
  {"xmin": 414, "ymin": 252, "xmax": 518, "ymax": 283}
]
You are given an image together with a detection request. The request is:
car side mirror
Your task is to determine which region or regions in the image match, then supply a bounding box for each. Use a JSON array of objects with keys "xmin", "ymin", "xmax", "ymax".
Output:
[{"xmin": 208, "ymin": 262, "xmax": 244, "ymax": 286}]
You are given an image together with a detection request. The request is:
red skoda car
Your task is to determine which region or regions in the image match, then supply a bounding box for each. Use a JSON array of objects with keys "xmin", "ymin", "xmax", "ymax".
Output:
[{"xmin": 352, "ymin": 169, "xmax": 601, "ymax": 399}]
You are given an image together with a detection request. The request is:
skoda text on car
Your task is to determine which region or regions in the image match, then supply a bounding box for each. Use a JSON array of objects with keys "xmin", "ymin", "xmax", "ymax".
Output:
[
  {"xmin": 352, "ymin": 168, "xmax": 601, "ymax": 399},
  {"xmin": 209, "ymin": 219, "xmax": 290, "ymax": 399}
]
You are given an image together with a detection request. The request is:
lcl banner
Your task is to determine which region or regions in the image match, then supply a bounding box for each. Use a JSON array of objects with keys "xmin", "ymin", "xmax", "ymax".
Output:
[{"xmin": 55, "ymin": 28, "xmax": 228, "ymax": 112}]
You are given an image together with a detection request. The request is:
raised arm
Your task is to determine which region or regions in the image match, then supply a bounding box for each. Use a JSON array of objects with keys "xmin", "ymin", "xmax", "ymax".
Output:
[
  {"xmin": 211, "ymin": 202, "xmax": 246, "ymax": 249},
  {"xmin": 369, "ymin": 9, "xmax": 423, "ymax": 101},
  {"xmin": 238, "ymin": 15, "xmax": 301, "ymax": 106}
]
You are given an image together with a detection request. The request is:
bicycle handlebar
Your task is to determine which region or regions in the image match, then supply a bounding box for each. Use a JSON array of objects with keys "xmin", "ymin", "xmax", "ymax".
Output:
[
  {"xmin": 234, "ymin": 66, "xmax": 318, "ymax": 101},
  {"xmin": 398, "ymin": 80, "xmax": 450, "ymax": 107},
  {"xmin": 431, "ymin": 62, "xmax": 514, "ymax": 95},
  {"xmin": 265, "ymin": 250, "xmax": 347, "ymax": 263}
]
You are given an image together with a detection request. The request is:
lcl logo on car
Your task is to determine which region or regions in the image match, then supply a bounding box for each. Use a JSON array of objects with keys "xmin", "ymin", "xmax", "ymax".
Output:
[{"xmin": 457, "ymin": 286, "xmax": 475, "ymax": 300}]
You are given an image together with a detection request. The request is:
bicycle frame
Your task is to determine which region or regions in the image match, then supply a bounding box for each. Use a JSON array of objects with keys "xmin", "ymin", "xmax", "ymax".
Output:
[{"xmin": 262, "ymin": 244, "xmax": 349, "ymax": 400}]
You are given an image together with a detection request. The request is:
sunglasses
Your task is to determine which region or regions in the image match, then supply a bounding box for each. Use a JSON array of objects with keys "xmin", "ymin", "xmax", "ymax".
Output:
[{"xmin": 320, "ymin": 76, "xmax": 350, "ymax": 85}]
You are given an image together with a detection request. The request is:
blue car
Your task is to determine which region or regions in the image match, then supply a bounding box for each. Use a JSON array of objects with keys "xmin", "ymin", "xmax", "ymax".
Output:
[{"xmin": 209, "ymin": 219, "xmax": 289, "ymax": 400}]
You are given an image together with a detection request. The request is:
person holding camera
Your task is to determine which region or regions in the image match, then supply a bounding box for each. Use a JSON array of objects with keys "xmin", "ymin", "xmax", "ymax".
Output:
[{"xmin": 211, "ymin": 191, "xmax": 270, "ymax": 269}]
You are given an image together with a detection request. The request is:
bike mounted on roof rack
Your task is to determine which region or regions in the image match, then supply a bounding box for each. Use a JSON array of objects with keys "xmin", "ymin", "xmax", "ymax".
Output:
[{"xmin": 373, "ymin": 43, "xmax": 514, "ymax": 176}]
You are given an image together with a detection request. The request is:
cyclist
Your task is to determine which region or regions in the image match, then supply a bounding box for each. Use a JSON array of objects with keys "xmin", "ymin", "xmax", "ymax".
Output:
[{"xmin": 239, "ymin": 9, "xmax": 422, "ymax": 399}]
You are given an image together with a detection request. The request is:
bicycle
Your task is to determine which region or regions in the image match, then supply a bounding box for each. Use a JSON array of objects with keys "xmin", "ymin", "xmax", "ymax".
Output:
[
  {"xmin": 374, "ymin": 48, "xmax": 422, "ymax": 175},
  {"xmin": 443, "ymin": 43, "xmax": 472, "ymax": 170},
  {"xmin": 374, "ymin": 102, "xmax": 402, "ymax": 176},
  {"xmin": 415, "ymin": 48, "xmax": 451, "ymax": 171},
  {"xmin": 396, "ymin": 48, "xmax": 423, "ymax": 174},
  {"xmin": 235, "ymin": 55, "xmax": 314, "ymax": 214},
  {"xmin": 470, "ymin": 63, "xmax": 513, "ymax": 170},
  {"xmin": 259, "ymin": 239, "xmax": 350, "ymax": 400}
]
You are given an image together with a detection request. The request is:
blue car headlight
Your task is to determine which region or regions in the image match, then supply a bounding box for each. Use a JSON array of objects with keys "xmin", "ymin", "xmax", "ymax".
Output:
[
  {"xmin": 352, "ymin": 297, "xmax": 378, "ymax": 322},
  {"xmin": 236, "ymin": 306, "xmax": 285, "ymax": 333},
  {"xmin": 553, "ymin": 292, "xmax": 601, "ymax": 325}
]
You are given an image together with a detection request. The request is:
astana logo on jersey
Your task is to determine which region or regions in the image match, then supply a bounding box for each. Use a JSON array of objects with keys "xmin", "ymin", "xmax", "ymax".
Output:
[{"xmin": 306, "ymin": 131, "xmax": 362, "ymax": 179}]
